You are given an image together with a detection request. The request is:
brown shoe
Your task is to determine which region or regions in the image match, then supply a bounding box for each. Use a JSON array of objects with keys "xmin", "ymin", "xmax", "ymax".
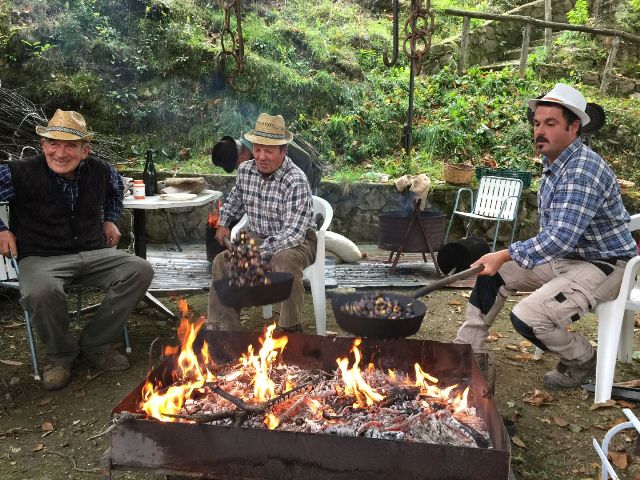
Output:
[
  {"xmin": 42, "ymin": 364, "xmax": 72, "ymax": 390},
  {"xmin": 83, "ymin": 346, "xmax": 130, "ymax": 372},
  {"xmin": 543, "ymin": 352, "xmax": 597, "ymax": 389}
]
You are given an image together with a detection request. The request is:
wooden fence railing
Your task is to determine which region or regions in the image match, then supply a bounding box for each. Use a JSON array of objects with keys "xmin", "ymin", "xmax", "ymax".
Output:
[{"xmin": 444, "ymin": 8, "xmax": 640, "ymax": 94}]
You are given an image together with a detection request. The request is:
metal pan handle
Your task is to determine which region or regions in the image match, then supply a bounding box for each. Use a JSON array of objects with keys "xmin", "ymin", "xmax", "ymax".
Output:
[{"xmin": 411, "ymin": 265, "xmax": 484, "ymax": 299}]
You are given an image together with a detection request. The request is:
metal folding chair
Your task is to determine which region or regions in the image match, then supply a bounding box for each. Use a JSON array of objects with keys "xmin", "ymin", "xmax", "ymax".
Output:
[{"xmin": 445, "ymin": 176, "xmax": 523, "ymax": 251}]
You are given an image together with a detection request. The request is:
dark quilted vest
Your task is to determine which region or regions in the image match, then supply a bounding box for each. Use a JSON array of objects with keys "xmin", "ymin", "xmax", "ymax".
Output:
[{"xmin": 9, "ymin": 154, "xmax": 109, "ymax": 259}]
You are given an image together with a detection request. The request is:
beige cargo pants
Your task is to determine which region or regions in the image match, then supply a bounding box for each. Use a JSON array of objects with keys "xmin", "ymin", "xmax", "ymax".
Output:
[
  {"xmin": 207, "ymin": 230, "xmax": 316, "ymax": 330},
  {"xmin": 454, "ymin": 258, "xmax": 627, "ymax": 366}
]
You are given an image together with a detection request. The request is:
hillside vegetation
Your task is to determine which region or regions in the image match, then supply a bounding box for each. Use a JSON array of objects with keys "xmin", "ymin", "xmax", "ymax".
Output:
[{"xmin": 1, "ymin": 0, "xmax": 639, "ymax": 183}]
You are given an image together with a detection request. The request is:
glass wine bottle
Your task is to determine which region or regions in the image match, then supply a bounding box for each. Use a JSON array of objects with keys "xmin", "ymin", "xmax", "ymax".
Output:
[{"xmin": 142, "ymin": 149, "xmax": 158, "ymax": 196}]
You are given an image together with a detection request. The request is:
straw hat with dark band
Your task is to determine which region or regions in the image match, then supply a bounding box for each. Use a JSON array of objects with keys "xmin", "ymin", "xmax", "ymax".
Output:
[
  {"xmin": 36, "ymin": 109, "xmax": 94, "ymax": 141},
  {"xmin": 244, "ymin": 113, "xmax": 293, "ymax": 146}
]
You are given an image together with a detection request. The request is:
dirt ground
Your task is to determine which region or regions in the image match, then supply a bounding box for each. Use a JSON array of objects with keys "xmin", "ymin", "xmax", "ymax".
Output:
[{"xmin": 2, "ymin": 267, "xmax": 640, "ymax": 480}]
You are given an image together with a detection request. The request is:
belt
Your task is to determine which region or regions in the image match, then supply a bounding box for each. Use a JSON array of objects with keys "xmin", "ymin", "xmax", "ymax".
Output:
[{"xmin": 564, "ymin": 255, "xmax": 633, "ymax": 265}]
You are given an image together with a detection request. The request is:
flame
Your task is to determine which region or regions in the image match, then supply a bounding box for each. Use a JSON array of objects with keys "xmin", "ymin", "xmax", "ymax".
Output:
[
  {"xmin": 413, "ymin": 363, "xmax": 470, "ymax": 413},
  {"xmin": 239, "ymin": 324, "xmax": 289, "ymax": 402},
  {"xmin": 207, "ymin": 200, "xmax": 221, "ymax": 227},
  {"xmin": 140, "ymin": 300, "xmax": 215, "ymax": 421},
  {"xmin": 336, "ymin": 338, "xmax": 384, "ymax": 408},
  {"xmin": 265, "ymin": 413, "xmax": 280, "ymax": 430}
]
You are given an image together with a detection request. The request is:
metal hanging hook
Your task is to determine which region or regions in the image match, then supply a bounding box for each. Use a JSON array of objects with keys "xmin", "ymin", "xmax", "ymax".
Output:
[{"xmin": 383, "ymin": 0, "xmax": 400, "ymax": 67}]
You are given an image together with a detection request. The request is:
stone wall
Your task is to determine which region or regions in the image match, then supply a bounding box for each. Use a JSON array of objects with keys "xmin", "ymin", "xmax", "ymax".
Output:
[{"xmin": 121, "ymin": 173, "xmax": 640, "ymax": 249}]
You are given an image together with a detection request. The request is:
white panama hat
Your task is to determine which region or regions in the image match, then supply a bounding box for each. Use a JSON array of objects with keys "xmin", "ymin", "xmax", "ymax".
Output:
[{"xmin": 528, "ymin": 83, "xmax": 590, "ymax": 126}]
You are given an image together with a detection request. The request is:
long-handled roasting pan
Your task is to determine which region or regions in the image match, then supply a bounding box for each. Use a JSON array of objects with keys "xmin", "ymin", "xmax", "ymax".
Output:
[
  {"xmin": 332, "ymin": 265, "xmax": 484, "ymax": 338},
  {"xmin": 213, "ymin": 271, "xmax": 294, "ymax": 309}
]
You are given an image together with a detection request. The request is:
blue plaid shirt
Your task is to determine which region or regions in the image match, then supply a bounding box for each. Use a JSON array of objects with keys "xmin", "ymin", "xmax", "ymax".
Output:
[
  {"xmin": 509, "ymin": 138, "xmax": 637, "ymax": 268},
  {"xmin": 220, "ymin": 157, "xmax": 314, "ymax": 258},
  {"xmin": 0, "ymin": 159, "xmax": 124, "ymax": 231}
]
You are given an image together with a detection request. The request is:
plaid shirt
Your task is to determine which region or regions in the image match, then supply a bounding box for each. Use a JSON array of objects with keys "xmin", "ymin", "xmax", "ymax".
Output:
[
  {"xmin": 510, "ymin": 138, "xmax": 637, "ymax": 268},
  {"xmin": 220, "ymin": 157, "xmax": 314, "ymax": 258},
  {"xmin": 0, "ymin": 159, "xmax": 123, "ymax": 231}
]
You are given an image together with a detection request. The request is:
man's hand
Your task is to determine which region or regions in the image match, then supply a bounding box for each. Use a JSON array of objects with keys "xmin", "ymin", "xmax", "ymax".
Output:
[
  {"xmin": 0, "ymin": 230, "xmax": 17, "ymax": 258},
  {"xmin": 103, "ymin": 221, "xmax": 121, "ymax": 247},
  {"xmin": 472, "ymin": 249, "xmax": 511, "ymax": 276},
  {"xmin": 215, "ymin": 226, "xmax": 230, "ymax": 246}
]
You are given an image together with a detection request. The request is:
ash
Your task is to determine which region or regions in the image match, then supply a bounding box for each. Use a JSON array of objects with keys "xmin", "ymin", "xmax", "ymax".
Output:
[{"xmin": 180, "ymin": 363, "xmax": 492, "ymax": 449}]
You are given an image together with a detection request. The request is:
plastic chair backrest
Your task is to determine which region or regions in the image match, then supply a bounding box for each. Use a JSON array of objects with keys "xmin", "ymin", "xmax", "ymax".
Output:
[{"xmin": 473, "ymin": 176, "xmax": 523, "ymax": 220}]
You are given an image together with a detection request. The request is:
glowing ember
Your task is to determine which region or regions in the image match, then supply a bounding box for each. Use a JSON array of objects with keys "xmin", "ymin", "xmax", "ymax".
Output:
[
  {"xmin": 207, "ymin": 200, "xmax": 221, "ymax": 227},
  {"xmin": 137, "ymin": 301, "xmax": 486, "ymax": 447}
]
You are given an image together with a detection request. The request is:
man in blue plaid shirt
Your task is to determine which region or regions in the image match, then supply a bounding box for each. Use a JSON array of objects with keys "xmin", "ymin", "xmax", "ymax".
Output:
[
  {"xmin": 0, "ymin": 110, "xmax": 153, "ymax": 390},
  {"xmin": 208, "ymin": 113, "xmax": 316, "ymax": 332},
  {"xmin": 455, "ymin": 84, "xmax": 637, "ymax": 389}
]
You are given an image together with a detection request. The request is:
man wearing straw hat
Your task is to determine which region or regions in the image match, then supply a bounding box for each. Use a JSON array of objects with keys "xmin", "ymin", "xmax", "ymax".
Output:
[
  {"xmin": 208, "ymin": 113, "xmax": 316, "ymax": 332},
  {"xmin": 454, "ymin": 84, "xmax": 637, "ymax": 389},
  {"xmin": 211, "ymin": 134, "xmax": 323, "ymax": 192},
  {"xmin": 0, "ymin": 109, "xmax": 154, "ymax": 390}
]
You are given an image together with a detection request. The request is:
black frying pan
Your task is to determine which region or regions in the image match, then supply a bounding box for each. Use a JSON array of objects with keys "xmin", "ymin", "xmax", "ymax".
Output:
[
  {"xmin": 332, "ymin": 265, "xmax": 484, "ymax": 338},
  {"xmin": 212, "ymin": 236, "xmax": 294, "ymax": 309},
  {"xmin": 213, "ymin": 271, "xmax": 294, "ymax": 309}
]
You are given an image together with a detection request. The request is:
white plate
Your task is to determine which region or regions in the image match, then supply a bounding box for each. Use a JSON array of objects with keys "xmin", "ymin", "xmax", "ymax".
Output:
[{"xmin": 159, "ymin": 193, "xmax": 198, "ymax": 201}]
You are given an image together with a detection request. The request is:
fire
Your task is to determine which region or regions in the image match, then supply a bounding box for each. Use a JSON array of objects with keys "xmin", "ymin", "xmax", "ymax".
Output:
[
  {"xmin": 336, "ymin": 338, "xmax": 385, "ymax": 408},
  {"xmin": 207, "ymin": 200, "xmax": 221, "ymax": 227},
  {"xmin": 240, "ymin": 323, "xmax": 289, "ymax": 402},
  {"xmin": 140, "ymin": 300, "xmax": 215, "ymax": 421},
  {"xmin": 413, "ymin": 363, "xmax": 469, "ymax": 412}
]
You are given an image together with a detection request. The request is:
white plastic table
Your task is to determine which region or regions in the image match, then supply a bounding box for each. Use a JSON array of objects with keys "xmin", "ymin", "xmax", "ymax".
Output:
[{"xmin": 123, "ymin": 189, "xmax": 222, "ymax": 317}]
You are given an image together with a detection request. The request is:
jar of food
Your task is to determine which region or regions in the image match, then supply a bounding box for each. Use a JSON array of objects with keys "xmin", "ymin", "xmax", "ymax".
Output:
[{"xmin": 133, "ymin": 180, "xmax": 146, "ymax": 199}]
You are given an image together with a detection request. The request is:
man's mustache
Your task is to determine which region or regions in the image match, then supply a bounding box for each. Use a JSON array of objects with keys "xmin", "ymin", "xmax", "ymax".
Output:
[{"xmin": 535, "ymin": 136, "xmax": 548, "ymax": 143}]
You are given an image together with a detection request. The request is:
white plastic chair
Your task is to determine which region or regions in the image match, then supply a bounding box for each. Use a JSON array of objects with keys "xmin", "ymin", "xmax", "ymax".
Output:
[
  {"xmin": 593, "ymin": 408, "xmax": 639, "ymax": 479},
  {"xmin": 0, "ymin": 202, "xmax": 131, "ymax": 381},
  {"xmin": 533, "ymin": 213, "xmax": 640, "ymax": 403},
  {"xmin": 445, "ymin": 176, "xmax": 523, "ymax": 251},
  {"xmin": 230, "ymin": 195, "xmax": 333, "ymax": 335}
]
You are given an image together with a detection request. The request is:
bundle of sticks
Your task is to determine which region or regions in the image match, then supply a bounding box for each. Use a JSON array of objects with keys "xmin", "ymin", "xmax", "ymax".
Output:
[{"xmin": 0, "ymin": 84, "xmax": 124, "ymax": 163}]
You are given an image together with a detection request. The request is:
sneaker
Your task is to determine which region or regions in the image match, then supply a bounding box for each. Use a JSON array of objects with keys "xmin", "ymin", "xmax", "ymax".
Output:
[
  {"xmin": 83, "ymin": 346, "xmax": 130, "ymax": 372},
  {"xmin": 42, "ymin": 364, "xmax": 72, "ymax": 391},
  {"xmin": 542, "ymin": 352, "xmax": 597, "ymax": 389}
]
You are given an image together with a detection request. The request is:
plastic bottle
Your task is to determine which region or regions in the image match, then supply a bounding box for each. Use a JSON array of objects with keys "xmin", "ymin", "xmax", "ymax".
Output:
[{"xmin": 142, "ymin": 149, "xmax": 158, "ymax": 196}]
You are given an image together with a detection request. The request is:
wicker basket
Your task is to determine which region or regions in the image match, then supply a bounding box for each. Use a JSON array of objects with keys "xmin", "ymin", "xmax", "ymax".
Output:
[{"xmin": 444, "ymin": 163, "xmax": 475, "ymax": 185}]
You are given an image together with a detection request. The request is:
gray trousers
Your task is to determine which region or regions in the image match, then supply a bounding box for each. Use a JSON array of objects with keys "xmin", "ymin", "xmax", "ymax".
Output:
[
  {"xmin": 454, "ymin": 258, "xmax": 627, "ymax": 366},
  {"xmin": 208, "ymin": 231, "xmax": 316, "ymax": 330},
  {"xmin": 18, "ymin": 249, "xmax": 154, "ymax": 365}
]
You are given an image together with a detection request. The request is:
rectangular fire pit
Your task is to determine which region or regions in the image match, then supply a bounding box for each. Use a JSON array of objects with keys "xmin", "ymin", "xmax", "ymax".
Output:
[{"xmin": 103, "ymin": 331, "xmax": 511, "ymax": 480}]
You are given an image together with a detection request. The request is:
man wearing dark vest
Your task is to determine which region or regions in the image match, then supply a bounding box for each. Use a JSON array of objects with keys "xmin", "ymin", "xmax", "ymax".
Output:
[{"xmin": 0, "ymin": 110, "xmax": 154, "ymax": 390}]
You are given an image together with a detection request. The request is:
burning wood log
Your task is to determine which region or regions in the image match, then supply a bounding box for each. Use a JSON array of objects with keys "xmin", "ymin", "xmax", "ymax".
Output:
[{"xmin": 136, "ymin": 317, "xmax": 492, "ymax": 450}]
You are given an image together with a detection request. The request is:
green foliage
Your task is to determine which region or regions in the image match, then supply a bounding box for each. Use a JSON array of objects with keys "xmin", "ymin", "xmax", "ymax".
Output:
[
  {"xmin": 566, "ymin": 0, "xmax": 589, "ymax": 25},
  {"xmin": 1, "ymin": 0, "xmax": 640, "ymax": 185}
]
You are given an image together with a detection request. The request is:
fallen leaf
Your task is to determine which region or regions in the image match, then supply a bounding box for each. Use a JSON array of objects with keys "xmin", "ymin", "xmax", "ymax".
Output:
[
  {"xmin": 594, "ymin": 423, "xmax": 611, "ymax": 431},
  {"xmin": 0, "ymin": 359, "xmax": 24, "ymax": 366},
  {"xmin": 590, "ymin": 399, "xmax": 616, "ymax": 411},
  {"xmin": 486, "ymin": 335, "xmax": 498, "ymax": 342},
  {"xmin": 614, "ymin": 379, "xmax": 640, "ymax": 388},
  {"xmin": 608, "ymin": 451, "xmax": 628, "ymax": 470},
  {"xmin": 505, "ymin": 345, "xmax": 519, "ymax": 351},
  {"xmin": 448, "ymin": 300, "xmax": 463, "ymax": 306},
  {"xmin": 553, "ymin": 416, "xmax": 569, "ymax": 427},
  {"xmin": 616, "ymin": 400, "xmax": 636, "ymax": 408},
  {"xmin": 568, "ymin": 423, "xmax": 583, "ymax": 433},
  {"xmin": 40, "ymin": 422, "xmax": 54, "ymax": 432},
  {"xmin": 523, "ymin": 389, "xmax": 554, "ymax": 406},
  {"xmin": 511, "ymin": 436, "xmax": 527, "ymax": 448},
  {"xmin": 489, "ymin": 331, "xmax": 507, "ymax": 338},
  {"xmin": 38, "ymin": 397, "xmax": 53, "ymax": 406},
  {"xmin": 536, "ymin": 417, "xmax": 552, "ymax": 425},
  {"xmin": 32, "ymin": 443, "xmax": 44, "ymax": 452}
]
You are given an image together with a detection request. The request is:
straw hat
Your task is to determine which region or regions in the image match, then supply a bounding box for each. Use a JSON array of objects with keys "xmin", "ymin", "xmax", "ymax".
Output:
[
  {"xmin": 244, "ymin": 113, "xmax": 293, "ymax": 145},
  {"xmin": 36, "ymin": 109, "xmax": 94, "ymax": 141},
  {"xmin": 528, "ymin": 83, "xmax": 590, "ymax": 126}
]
